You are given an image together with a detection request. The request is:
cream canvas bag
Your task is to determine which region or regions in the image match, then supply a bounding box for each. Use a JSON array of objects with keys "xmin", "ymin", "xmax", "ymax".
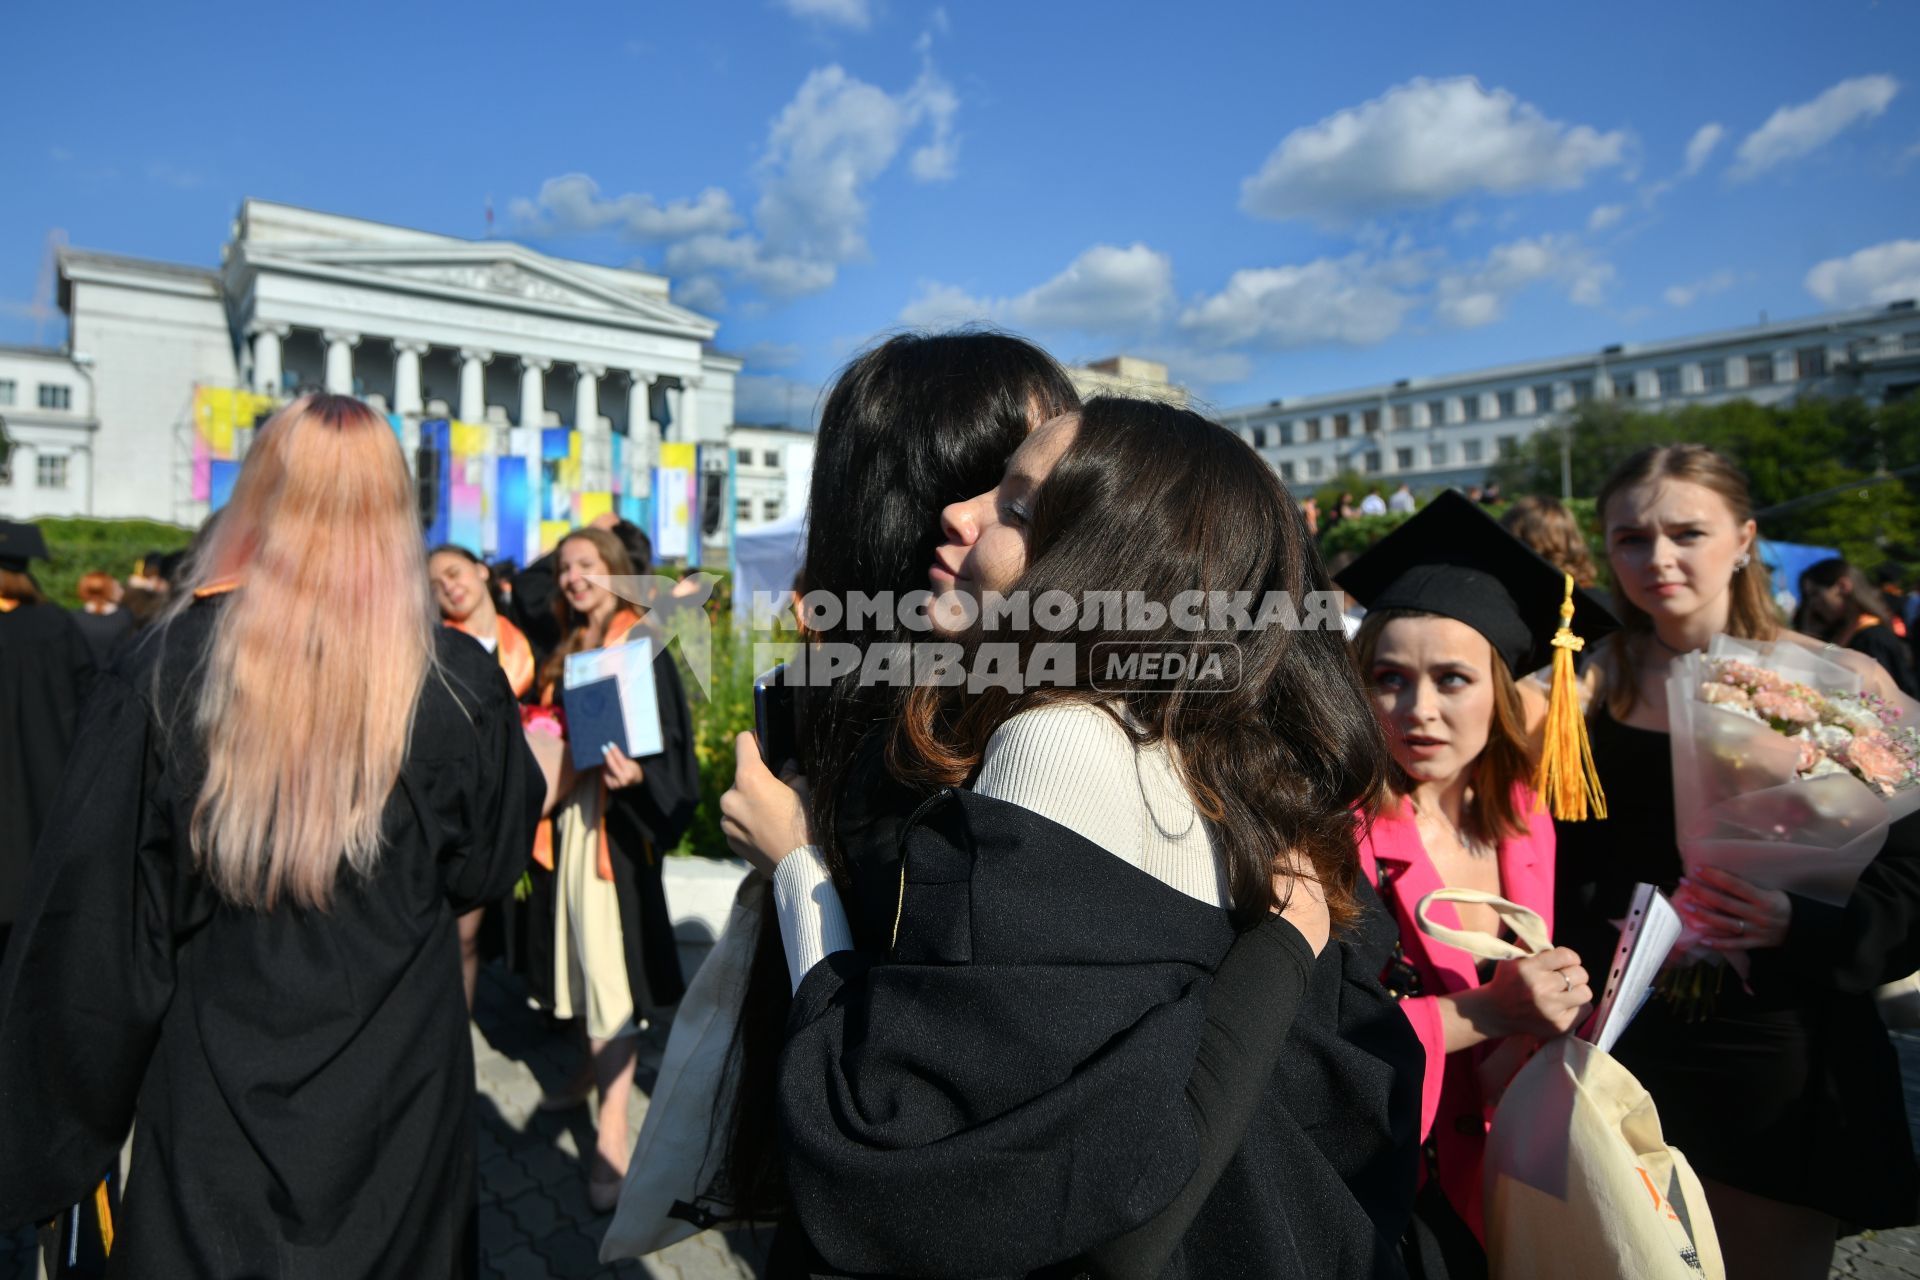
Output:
[{"xmin": 1415, "ymin": 887, "xmax": 1725, "ymax": 1280}]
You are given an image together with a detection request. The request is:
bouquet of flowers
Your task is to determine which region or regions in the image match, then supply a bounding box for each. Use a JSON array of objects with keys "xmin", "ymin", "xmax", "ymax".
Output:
[{"xmin": 1667, "ymin": 635, "xmax": 1920, "ymax": 907}]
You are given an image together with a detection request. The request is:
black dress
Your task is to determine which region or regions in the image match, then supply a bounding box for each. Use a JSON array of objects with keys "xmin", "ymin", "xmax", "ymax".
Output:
[
  {"xmin": 1553, "ymin": 709, "xmax": 1919, "ymax": 1227},
  {"xmin": 0, "ymin": 599, "xmax": 95, "ymax": 948},
  {"xmin": 0, "ymin": 598, "xmax": 544, "ymax": 1278}
]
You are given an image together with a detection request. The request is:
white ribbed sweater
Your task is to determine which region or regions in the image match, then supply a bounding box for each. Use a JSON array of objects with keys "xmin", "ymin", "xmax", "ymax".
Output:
[{"xmin": 773, "ymin": 703, "xmax": 1228, "ymax": 992}]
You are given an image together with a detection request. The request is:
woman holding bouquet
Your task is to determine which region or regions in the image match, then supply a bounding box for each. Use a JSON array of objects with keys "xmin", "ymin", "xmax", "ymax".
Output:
[
  {"xmin": 1555, "ymin": 443, "xmax": 1918, "ymax": 1280},
  {"xmin": 1336, "ymin": 491, "xmax": 1614, "ymax": 1270}
]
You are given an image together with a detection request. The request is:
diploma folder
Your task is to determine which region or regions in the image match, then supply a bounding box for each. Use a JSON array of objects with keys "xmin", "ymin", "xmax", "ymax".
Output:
[
  {"xmin": 562, "ymin": 637, "xmax": 665, "ymax": 771},
  {"xmin": 1580, "ymin": 882, "xmax": 1684, "ymax": 1053}
]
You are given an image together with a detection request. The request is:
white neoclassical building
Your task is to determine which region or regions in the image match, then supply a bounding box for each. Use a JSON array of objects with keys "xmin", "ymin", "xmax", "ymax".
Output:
[{"xmin": 1, "ymin": 200, "xmax": 743, "ymax": 565}]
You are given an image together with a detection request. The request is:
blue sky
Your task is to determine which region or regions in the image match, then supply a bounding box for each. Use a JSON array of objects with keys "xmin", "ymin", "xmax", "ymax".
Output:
[{"xmin": 4, "ymin": 0, "xmax": 1917, "ymax": 425}]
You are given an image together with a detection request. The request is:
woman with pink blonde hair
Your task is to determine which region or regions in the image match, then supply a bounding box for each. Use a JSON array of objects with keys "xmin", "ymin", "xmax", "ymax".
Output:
[{"xmin": 0, "ymin": 394, "xmax": 544, "ymax": 1278}]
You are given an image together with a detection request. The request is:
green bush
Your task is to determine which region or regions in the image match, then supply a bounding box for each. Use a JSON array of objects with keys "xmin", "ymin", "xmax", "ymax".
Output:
[
  {"xmin": 669, "ymin": 601, "xmax": 790, "ymax": 859},
  {"xmin": 29, "ymin": 517, "xmax": 195, "ymax": 608}
]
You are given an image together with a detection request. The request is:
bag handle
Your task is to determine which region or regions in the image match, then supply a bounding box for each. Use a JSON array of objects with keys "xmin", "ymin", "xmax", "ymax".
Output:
[{"xmin": 1415, "ymin": 888, "xmax": 1551, "ymax": 962}]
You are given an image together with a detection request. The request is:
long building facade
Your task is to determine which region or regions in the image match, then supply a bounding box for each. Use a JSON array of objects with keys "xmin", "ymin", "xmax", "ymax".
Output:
[
  {"xmin": 0, "ymin": 200, "xmax": 743, "ymax": 567},
  {"xmin": 1222, "ymin": 301, "xmax": 1920, "ymax": 495}
]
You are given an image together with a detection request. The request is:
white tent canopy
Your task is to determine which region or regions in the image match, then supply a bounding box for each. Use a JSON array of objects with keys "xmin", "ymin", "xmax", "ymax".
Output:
[{"xmin": 731, "ymin": 513, "xmax": 807, "ymax": 622}]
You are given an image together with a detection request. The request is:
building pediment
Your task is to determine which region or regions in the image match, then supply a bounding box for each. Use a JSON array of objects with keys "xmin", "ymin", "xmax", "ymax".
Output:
[{"xmin": 231, "ymin": 239, "xmax": 716, "ymax": 339}]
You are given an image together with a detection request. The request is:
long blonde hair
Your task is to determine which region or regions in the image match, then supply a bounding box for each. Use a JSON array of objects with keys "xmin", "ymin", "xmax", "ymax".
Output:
[
  {"xmin": 170, "ymin": 394, "xmax": 438, "ymax": 910},
  {"xmin": 1597, "ymin": 444, "xmax": 1781, "ymax": 719}
]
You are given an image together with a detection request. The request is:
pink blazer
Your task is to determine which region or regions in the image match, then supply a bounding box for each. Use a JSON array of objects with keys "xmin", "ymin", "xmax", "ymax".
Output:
[{"xmin": 1356, "ymin": 789, "xmax": 1556, "ymax": 1241}]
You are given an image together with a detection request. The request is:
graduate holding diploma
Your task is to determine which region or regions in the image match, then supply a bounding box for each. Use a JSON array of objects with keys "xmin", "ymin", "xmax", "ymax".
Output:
[{"xmin": 533, "ymin": 526, "xmax": 699, "ymax": 1212}]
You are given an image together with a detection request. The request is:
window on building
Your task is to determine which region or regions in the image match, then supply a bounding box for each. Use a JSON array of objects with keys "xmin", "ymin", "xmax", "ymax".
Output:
[
  {"xmin": 1905, "ymin": 331, "xmax": 1920, "ymax": 352},
  {"xmin": 1747, "ymin": 354, "xmax": 1775, "ymax": 386},
  {"xmin": 1797, "ymin": 346, "xmax": 1828, "ymax": 378},
  {"xmin": 1363, "ymin": 452, "xmax": 1381, "ymax": 474},
  {"xmin": 761, "ymin": 450, "xmax": 779, "ymax": 468},
  {"xmin": 1702, "ymin": 359, "xmax": 1727, "ymax": 389},
  {"xmin": 1657, "ymin": 366, "xmax": 1681, "ymax": 398},
  {"xmin": 1571, "ymin": 378, "xmax": 1594, "ymax": 404},
  {"xmin": 1395, "ymin": 447, "xmax": 1414, "ymax": 469},
  {"xmin": 37, "ymin": 383, "xmax": 71, "ymax": 410},
  {"xmin": 0, "ymin": 379, "xmax": 14, "ymax": 406},
  {"xmin": 1280, "ymin": 460, "xmax": 1296, "ymax": 482},
  {"xmin": 0, "ymin": 453, "xmax": 10, "ymax": 485},
  {"xmin": 1333, "ymin": 413, "xmax": 1351, "ymax": 438},
  {"xmin": 1610, "ymin": 371, "xmax": 1635, "ymax": 398},
  {"xmin": 736, "ymin": 497, "xmax": 753, "ymax": 522},
  {"xmin": 1363, "ymin": 408, "xmax": 1380, "ymax": 434},
  {"xmin": 1532, "ymin": 383, "xmax": 1555, "ymax": 414},
  {"xmin": 1429, "ymin": 442, "xmax": 1448, "ymax": 465},
  {"xmin": 1304, "ymin": 419, "xmax": 1322, "ymax": 443},
  {"xmin": 1306, "ymin": 457, "xmax": 1324, "ymax": 479},
  {"xmin": 1252, "ymin": 426, "xmax": 1267, "ymax": 448},
  {"xmin": 1496, "ymin": 390, "xmax": 1515, "ymax": 419},
  {"xmin": 1463, "ymin": 439, "xmax": 1484, "ymax": 463},
  {"xmin": 1279, "ymin": 420, "xmax": 1295, "ymax": 445},
  {"xmin": 1498, "ymin": 435, "xmax": 1520, "ymax": 458},
  {"xmin": 735, "ymin": 448, "xmax": 751, "ymax": 466},
  {"xmin": 764, "ymin": 498, "xmax": 782, "ymax": 521},
  {"xmin": 1427, "ymin": 399, "xmax": 1447, "ymax": 426},
  {"xmin": 1392, "ymin": 404, "xmax": 1412, "ymax": 430},
  {"xmin": 36, "ymin": 454, "xmax": 68, "ymax": 489},
  {"xmin": 1461, "ymin": 396, "xmax": 1481, "ymax": 423}
]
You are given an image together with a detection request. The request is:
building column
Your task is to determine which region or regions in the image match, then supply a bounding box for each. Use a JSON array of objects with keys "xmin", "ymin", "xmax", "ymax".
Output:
[
  {"xmin": 677, "ymin": 375, "xmax": 702, "ymax": 443},
  {"xmin": 394, "ymin": 341, "xmax": 427, "ymax": 417},
  {"xmin": 458, "ymin": 348, "xmax": 491, "ymax": 422},
  {"xmin": 324, "ymin": 330, "xmax": 360, "ymax": 395},
  {"xmin": 251, "ymin": 324, "xmax": 289, "ymax": 396},
  {"xmin": 576, "ymin": 364, "xmax": 609, "ymax": 489},
  {"xmin": 629, "ymin": 372, "xmax": 659, "ymax": 498},
  {"xmin": 520, "ymin": 357, "xmax": 551, "ymax": 429}
]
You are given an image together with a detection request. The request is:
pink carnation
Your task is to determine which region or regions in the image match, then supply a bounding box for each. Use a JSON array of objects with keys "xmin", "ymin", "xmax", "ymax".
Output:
[
  {"xmin": 1701, "ymin": 682, "xmax": 1753, "ymax": 710},
  {"xmin": 1844, "ymin": 734, "xmax": 1912, "ymax": 791},
  {"xmin": 1795, "ymin": 738, "xmax": 1825, "ymax": 774},
  {"xmin": 1754, "ymin": 688, "xmax": 1819, "ymax": 726}
]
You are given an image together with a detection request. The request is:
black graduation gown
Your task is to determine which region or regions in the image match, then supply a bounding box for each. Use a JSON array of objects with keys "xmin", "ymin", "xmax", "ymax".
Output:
[
  {"xmin": 602, "ymin": 639, "xmax": 701, "ymax": 1010},
  {"xmin": 0, "ymin": 601, "xmax": 544, "ymax": 1278},
  {"xmin": 777, "ymin": 789, "xmax": 1419, "ymax": 1279},
  {"xmin": 0, "ymin": 600, "xmax": 95, "ymax": 931},
  {"xmin": 71, "ymin": 607, "xmax": 135, "ymax": 671}
]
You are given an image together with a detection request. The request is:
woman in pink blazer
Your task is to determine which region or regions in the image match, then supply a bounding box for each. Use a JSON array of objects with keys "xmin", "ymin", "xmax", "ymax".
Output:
[{"xmin": 1332, "ymin": 491, "xmax": 1619, "ymax": 1264}]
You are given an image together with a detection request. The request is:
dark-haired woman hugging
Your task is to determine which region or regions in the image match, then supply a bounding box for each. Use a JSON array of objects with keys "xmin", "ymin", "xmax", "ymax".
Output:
[{"xmin": 724, "ymin": 398, "xmax": 1417, "ymax": 1278}]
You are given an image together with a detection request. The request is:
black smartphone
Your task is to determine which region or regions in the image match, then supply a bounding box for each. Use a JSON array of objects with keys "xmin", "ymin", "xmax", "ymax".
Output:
[{"xmin": 753, "ymin": 664, "xmax": 801, "ymax": 777}]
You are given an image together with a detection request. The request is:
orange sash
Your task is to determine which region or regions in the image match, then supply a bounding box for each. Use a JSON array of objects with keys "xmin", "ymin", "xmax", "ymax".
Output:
[
  {"xmin": 532, "ymin": 609, "xmax": 646, "ymax": 881},
  {"xmin": 0, "ymin": 597, "xmax": 16, "ymax": 614},
  {"xmin": 449, "ymin": 612, "xmax": 535, "ymax": 699}
]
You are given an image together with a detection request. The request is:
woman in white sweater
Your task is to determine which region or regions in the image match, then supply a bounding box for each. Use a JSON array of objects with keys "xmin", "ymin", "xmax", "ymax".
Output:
[{"xmin": 723, "ymin": 397, "xmax": 1409, "ymax": 1278}]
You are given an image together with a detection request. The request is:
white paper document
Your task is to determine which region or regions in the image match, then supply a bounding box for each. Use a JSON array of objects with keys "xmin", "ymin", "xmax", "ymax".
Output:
[
  {"xmin": 1581, "ymin": 883, "xmax": 1683, "ymax": 1054},
  {"xmin": 564, "ymin": 636, "xmax": 666, "ymax": 759}
]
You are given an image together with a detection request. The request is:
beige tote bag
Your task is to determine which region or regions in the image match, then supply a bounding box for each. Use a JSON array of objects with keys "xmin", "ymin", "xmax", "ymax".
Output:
[{"xmin": 1415, "ymin": 888, "xmax": 1725, "ymax": 1280}]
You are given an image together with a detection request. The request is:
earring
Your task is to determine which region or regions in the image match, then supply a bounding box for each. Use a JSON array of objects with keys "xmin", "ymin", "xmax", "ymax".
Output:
[{"xmin": 1735, "ymin": 553, "xmax": 1752, "ymax": 569}]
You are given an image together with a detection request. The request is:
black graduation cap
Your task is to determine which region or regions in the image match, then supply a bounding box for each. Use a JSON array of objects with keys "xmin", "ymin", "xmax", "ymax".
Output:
[
  {"xmin": 0, "ymin": 520, "xmax": 49, "ymax": 573},
  {"xmin": 1334, "ymin": 489, "xmax": 1618, "ymax": 676}
]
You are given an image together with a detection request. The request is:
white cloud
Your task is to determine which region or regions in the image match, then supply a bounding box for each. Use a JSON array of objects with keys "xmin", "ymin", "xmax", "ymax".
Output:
[
  {"xmin": 1804, "ymin": 239, "xmax": 1920, "ymax": 307},
  {"xmin": 1662, "ymin": 269, "xmax": 1739, "ymax": 308},
  {"xmin": 1141, "ymin": 347, "xmax": 1255, "ymax": 388},
  {"xmin": 776, "ymin": 0, "xmax": 870, "ymax": 28},
  {"xmin": 1239, "ymin": 77, "xmax": 1630, "ymax": 224},
  {"xmin": 743, "ymin": 340, "xmax": 805, "ymax": 370},
  {"xmin": 510, "ymin": 174, "xmax": 741, "ymax": 242},
  {"xmin": 1179, "ymin": 254, "xmax": 1423, "ymax": 348},
  {"xmin": 735, "ymin": 372, "xmax": 823, "ymax": 427},
  {"xmin": 1731, "ymin": 75, "xmax": 1899, "ymax": 180},
  {"xmin": 1587, "ymin": 203, "xmax": 1626, "ymax": 232},
  {"xmin": 1684, "ymin": 123, "xmax": 1725, "ymax": 176},
  {"xmin": 670, "ymin": 275, "xmax": 729, "ymax": 314},
  {"xmin": 898, "ymin": 244, "xmax": 1175, "ymax": 335},
  {"xmin": 1432, "ymin": 235, "xmax": 1613, "ymax": 327}
]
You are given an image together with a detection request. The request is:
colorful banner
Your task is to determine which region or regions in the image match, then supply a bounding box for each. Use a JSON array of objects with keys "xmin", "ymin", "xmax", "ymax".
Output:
[
  {"xmin": 654, "ymin": 442, "xmax": 697, "ymax": 562},
  {"xmin": 192, "ymin": 386, "xmax": 276, "ymax": 506}
]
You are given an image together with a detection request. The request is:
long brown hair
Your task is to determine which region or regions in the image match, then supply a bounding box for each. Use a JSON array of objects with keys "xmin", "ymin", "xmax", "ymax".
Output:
[
  {"xmin": 1597, "ymin": 444, "xmax": 1780, "ymax": 718},
  {"xmin": 1501, "ymin": 496, "xmax": 1598, "ymax": 589},
  {"xmin": 0, "ymin": 567, "xmax": 41, "ymax": 603},
  {"xmin": 168, "ymin": 393, "xmax": 439, "ymax": 910},
  {"xmin": 1351, "ymin": 609, "xmax": 1534, "ymax": 843},
  {"xmin": 534, "ymin": 527, "xmax": 637, "ymax": 695},
  {"xmin": 891, "ymin": 397, "xmax": 1390, "ymax": 930}
]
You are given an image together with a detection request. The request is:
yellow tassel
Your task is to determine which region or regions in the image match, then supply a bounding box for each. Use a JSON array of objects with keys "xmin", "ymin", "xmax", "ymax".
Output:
[
  {"xmin": 1533, "ymin": 574, "xmax": 1608, "ymax": 821},
  {"xmin": 94, "ymin": 1179, "xmax": 114, "ymax": 1255}
]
